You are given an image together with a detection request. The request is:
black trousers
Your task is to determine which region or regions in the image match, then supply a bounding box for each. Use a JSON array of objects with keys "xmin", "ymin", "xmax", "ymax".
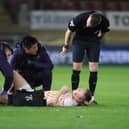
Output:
[{"xmin": 20, "ymin": 69, "xmax": 52, "ymax": 90}]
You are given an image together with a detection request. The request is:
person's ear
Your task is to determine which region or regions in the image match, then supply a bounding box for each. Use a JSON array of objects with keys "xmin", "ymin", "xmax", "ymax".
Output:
[{"xmin": 24, "ymin": 47, "xmax": 29, "ymax": 53}]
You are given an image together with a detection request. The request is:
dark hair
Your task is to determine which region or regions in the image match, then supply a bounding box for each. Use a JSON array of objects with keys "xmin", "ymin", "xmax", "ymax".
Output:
[
  {"xmin": 84, "ymin": 89, "xmax": 92, "ymax": 102},
  {"xmin": 90, "ymin": 13, "xmax": 102, "ymax": 27},
  {"xmin": 0, "ymin": 42, "xmax": 13, "ymax": 54},
  {"xmin": 22, "ymin": 36, "xmax": 38, "ymax": 49}
]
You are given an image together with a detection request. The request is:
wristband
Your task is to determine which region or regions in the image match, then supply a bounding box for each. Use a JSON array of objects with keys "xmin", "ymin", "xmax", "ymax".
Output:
[{"xmin": 63, "ymin": 44, "xmax": 69, "ymax": 49}]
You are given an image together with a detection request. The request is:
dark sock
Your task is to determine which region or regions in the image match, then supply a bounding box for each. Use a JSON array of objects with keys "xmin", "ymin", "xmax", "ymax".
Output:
[
  {"xmin": 89, "ymin": 72, "xmax": 98, "ymax": 96},
  {"xmin": 71, "ymin": 70, "xmax": 80, "ymax": 90}
]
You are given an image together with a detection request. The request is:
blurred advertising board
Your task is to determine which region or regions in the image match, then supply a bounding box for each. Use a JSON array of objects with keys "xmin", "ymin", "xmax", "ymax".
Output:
[
  {"xmin": 30, "ymin": 11, "xmax": 129, "ymax": 30},
  {"xmin": 30, "ymin": 11, "xmax": 79, "ymax": 30},
  {"xmin": 106, "ymin": 11, "xmax": 129, "ymax": 30}
]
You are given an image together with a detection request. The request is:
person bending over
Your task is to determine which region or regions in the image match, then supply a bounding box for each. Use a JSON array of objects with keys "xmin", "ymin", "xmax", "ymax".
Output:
[
  {"xmin": 60, "ymin": 11, "xmax": 110, "ymax": 104},
  {"xmin": 10, "ymin": 35, "xmax": 53, "ymax": 91}
]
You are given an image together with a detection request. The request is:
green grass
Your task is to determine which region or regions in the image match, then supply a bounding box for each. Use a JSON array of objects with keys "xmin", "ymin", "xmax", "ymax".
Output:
[{"xmin": 0, "ymin": 66, "xmax": 129, "ymax": 129}]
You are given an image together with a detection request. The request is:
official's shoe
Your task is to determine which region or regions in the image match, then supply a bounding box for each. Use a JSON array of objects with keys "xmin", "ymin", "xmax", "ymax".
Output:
[
  {"xmin": 91, "ymin": 100, "xmax": 98, "ymax": 105},
  {"xmin": 89, "ymin": 96, "xmax": 98, "ymax": 105}
]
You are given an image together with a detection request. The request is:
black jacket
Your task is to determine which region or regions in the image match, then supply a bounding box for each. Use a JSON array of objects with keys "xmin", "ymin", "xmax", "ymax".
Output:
[
  {"xmin": 68, "ymin": 11, "xmax": 110, "ymax": 42},
  {"xmin": 10, "ymin": 43, "xmax": 53, "ymax": 75}
]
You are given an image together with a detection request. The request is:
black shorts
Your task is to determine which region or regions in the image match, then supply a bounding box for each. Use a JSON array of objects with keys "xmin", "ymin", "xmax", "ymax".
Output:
[
  {"xmin": 72, "ymin": 40, "xmax": 100, "ymax": 62},
  {"xmin": 8, "ymin": 90, "xmax": 46, "ymax": 106}
]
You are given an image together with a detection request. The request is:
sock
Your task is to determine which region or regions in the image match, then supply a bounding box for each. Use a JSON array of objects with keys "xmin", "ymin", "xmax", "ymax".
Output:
[
  {"xmin": 71, "ymin": 70, "xmax": 80, "ymax": 90},
  {"xmin": 19, "ymin": 84, "xmax": 34, "ymax": 92},
  {"xmin": 89, "ymin": 72, "xmax": 98, "ymax": 96}
]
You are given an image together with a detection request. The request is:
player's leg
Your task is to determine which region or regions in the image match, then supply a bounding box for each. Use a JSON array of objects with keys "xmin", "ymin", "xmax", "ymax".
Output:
[
  {"xmin": 13, "ymin": 71, "xmax": 34, "ymax": 92},
  {"xmin": 88, "ymin": 62, "xmax": 98, "ymax": 96},
  {"xmin": 72, "ymin": 44, "xmax": 85, "ymax": 90},
  {"xmin": 72, "ymin": 62, "xmax": 82, "ymax": 90},
  {"xmin": 87, "ymin": 43, "xmax": 100, "ymax": 103}
]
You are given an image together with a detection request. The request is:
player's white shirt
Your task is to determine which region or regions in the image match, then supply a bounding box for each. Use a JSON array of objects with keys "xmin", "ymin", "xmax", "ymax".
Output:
[{"xmin": 45, "ymin": 91, "xmax": 78, "ymax": 106}]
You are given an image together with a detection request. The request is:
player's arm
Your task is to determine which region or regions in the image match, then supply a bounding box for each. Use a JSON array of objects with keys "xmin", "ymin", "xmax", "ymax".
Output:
[
  {"xmin": 48, "ymin": 86, "xmax": 69, "ymax": 106},
  {"xmin": 64, "ymin": 28, "xmax": 73, "ymax": 48},
  {"xmin": 65, "ymin": 17, "xmax": 78, "ymax": 47},
  {"xmin": 60, "ymin": 29, "xmax": 73, "ymax": 56},
  {"xmin": 60, "ymin": 17, "xmax": 78, "ymax": 55}
]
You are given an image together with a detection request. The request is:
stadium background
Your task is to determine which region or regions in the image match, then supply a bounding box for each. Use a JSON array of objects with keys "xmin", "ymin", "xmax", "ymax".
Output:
[
  {"xmin": 0, "ymin": 0, "xmax": 129, "ymax": 64},
  {"xmin": 0, "ymin": 1, "xmax": 129, "ymax": 129}
]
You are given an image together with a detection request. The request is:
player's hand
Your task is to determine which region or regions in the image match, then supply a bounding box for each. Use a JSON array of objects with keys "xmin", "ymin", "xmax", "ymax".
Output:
[
  {"xmin": 60, "ymin": 46, "xmax": 68, "ymax": 56},
  {"xmin": 60, "ymin": 85, "xmax": 69, "ymax": 94}
]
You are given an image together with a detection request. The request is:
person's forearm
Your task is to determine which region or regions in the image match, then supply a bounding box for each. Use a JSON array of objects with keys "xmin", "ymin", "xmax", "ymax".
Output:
[
  {"xmin": 52, "ymin": 90, "xmax": 63, "ymax": 106},
  {"xmin": 47, "ymin": 91, "xmax": 62, "ymax": 106},
  {"xmin": 52, "ymin": 86, "xmax": 69, "ymax": 106},
  {"xmin": 64, "ymin": 29, "xmax": 73, "ymax": 47}
]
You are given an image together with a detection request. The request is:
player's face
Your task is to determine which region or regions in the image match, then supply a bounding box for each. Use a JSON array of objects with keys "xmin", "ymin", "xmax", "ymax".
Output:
[
  {"xmin": 25, "ymin": 43, "xmax": 38, "ymax": 55},
  {"xmin": 73, "ymin": 88, "xmax": 86, "ymax": 103},
  {"xmin": 5, "ymin": 48, "xmax": 12, "ymax": 59}
]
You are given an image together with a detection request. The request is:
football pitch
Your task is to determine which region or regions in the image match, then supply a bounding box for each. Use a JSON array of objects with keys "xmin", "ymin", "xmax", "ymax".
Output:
[{"xmin": 0, "ymin": 65, "xmax": 129, "ymax": 129}]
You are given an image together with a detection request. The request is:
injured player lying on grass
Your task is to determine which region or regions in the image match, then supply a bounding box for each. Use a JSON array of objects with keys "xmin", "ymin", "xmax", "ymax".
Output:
[{"xmin": 0, "ymin": 71, "xmax": 92, "ymax": 106}]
